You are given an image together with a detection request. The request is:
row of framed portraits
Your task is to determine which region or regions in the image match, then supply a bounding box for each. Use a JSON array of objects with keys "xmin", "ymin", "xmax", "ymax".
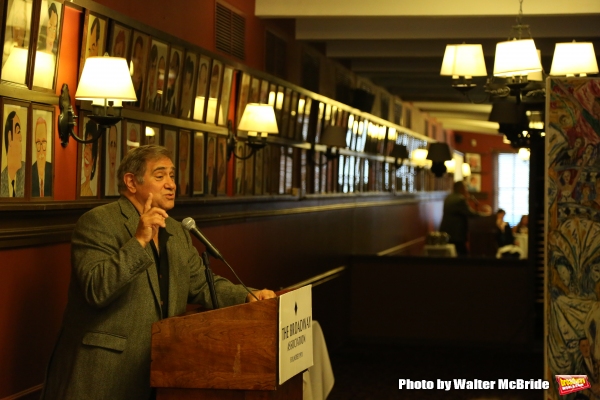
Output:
[
  {"xmin": 0, "ymin": 99, "xmax": 54, "ymax": 198},
  {"xmin": 76, "ymin": 116, "xmax": 283, "ymax": 199}
]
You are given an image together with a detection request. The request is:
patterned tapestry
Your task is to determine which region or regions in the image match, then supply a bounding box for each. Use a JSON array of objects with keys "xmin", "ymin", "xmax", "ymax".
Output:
[{"xmin": 547, "ymin": 77, "xmax": 600, "ymax": 399}]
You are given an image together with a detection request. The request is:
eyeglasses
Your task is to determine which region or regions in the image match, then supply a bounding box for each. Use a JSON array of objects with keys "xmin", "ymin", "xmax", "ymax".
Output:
[{"xmin": 36, "ymin": 140, "xmax": 47, "ymax": 152}]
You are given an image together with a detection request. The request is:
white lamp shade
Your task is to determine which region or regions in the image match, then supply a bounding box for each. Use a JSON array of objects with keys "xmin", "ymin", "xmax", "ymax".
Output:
[
  {"xmin": 444, "ymin": 159, "xmax": 456, "ymax": 173},
  {"xmin": 550, "ymin": 42, "xmax": 599, "ymax": 76},
  {"xmin": 493, "ymin": 39, "xmax": 542, "ymax": 77},
  {"xmin": 462, "ymin": 162, "xmax": 471, "ymax": 177},
  {"xmin": 75, "ymin": 56, "xmax": 137, "ymax": 103},
  {"xmin": 238, "ymin": 103, "xmax": 279, "ymax": 136},
  {"xmin": 440, "ymin": 44, "xmax": 487, "ymax": 77},
  {"xmin": 411, "ymin": 148, "xmax": 432, "ymax": 168},
  {"xmin": 33, "ymin": 51, "xmax": 56, "ymax": 89}
]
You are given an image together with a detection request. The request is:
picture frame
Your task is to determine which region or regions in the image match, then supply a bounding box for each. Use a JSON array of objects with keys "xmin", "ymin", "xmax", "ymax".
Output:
[
  {"xmin": 192, "ymin": 132, "xmax": 204, "ymax": 195},
  {"xmin": 467, "ymin": 173, "xmax": 481, "ymax": 193},
  {"xmin": 216, "ymin": 135, "xmax": 227, "ymax": 195},
  {"xmin": 465, "ymin": 152, "xmax": 481, "ymax": 173},
  {"xmin": 103, "ymin": 121, "xmax": 121, "ymax": 197},
  {"xmin": 31, "ymin": 105, "xmax": 54, "ymax": 198},
  {"xmin": 79, "ymin": 11, "xmax": 108, "ymax": 78},
  {"xmin": 259, "ymin": 79, "xmax": 269, "ymax": 104},
  {"xmin": 2, "ymin": 0, "xmax": 34, "ymax": 85},
  {"xmin": 1, "ymin": 100, "xmax": 29, "ymax": 198},
  {"xmin": 234, "ymin": 141, "xmax": 245, "ymax": 195},
  {"xmin": 192, "ymin": 55, "xmax": 211, "ymax": 122},
  {"xmin": 178, "ymin": 51, "xmax": 198, "ymax": 120},
  {"xmin": 127, "ymin": 30, "xmax": 150, "ymax": 109},
  {"xmin": 122, "ymin": 119, "xmax": 141, "ymax": 154},
  {"xmin": 162, "ymin": 128, "xmax": 177, "ymax": 160},
  {"xmin": 163, "ymin": 46, "xmax": 183, "ymax": 116},
  {"xmin": 177, "ymin": 130, "xmax": 191, "ymax": 196},
  {"xmin": 206, "ymin": 59, "xmax": 223, "ymax": 125},
  {"xmin": 108, "ymin": 21, "xmax": 131, "ymax": 59},
  {"xmin": 205, "ymin": 134, "xmax": 216, "ymax": 195},
  {"xmin": 244, "ymin": 148, "xmax": 254, "ymax": 195},
  {"xmin": 254, "ymin": 147, "xmax": 264, "ymax": 195},
  {"xmin": 32, "ymin": 0, "xmax": 64, "ymax": 91},
  {"xmin": 248, "ymin": 76, "xmax": 260, "ymax": 103},
  {"xmin": 236, "ymin": 73, "xmax": 251, "ymax": 125},
  {"xmin": 218, "ymin": 66, "xmax": 234, "ymax": 126},
  {"xmin": 77, "ymin": 114, "xmax": 102, "ymax": 198},
  {"xmin": 144, "ymin": 38, "xmax": 169, "ymax": 113}
]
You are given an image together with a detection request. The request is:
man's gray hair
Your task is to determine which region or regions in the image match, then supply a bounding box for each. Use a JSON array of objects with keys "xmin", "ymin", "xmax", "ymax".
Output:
[{"xmin": 117, "ymin": 145, "xmax": 172, "ymax": 194}]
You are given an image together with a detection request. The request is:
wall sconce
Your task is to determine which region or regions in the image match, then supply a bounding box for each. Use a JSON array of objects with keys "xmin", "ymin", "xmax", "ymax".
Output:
[
  {"xmin": 444, "ymin": 159, "xmax": 456, "ymax": 174},
  {"xmin": 226, "ymin": 103, "xmax": 278, "ymax": 161},
  {"xmin": 390, "ymin": 144, "xmax": 409, "ymax": 168},
  {"xmin": 58, "ymin": 55, "xmax": 137, "ymax": 147},
  {"xmin": 309, "ymin": 125, "xmax": 348, "ymax": 165},
  {"xmin": 411, "ymin": 148, "xmax": 431, "ymax": 169},
  {"xmin": 426, "ymin": 142, "xmax": 453, "ymax": 177}
]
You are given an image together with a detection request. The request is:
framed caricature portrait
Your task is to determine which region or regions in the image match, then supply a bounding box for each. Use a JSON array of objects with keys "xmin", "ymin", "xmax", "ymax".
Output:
[
  {"xmin": 216, "ymin": 136, "xmax": 227, "ymax": 195},
  {"xmin": 237, "ymin": 73, "xmax": 250, "ymax": 125},
  {"xmin": 1, "ymin": 101, "xmax": 28, "ymax": 198},
  {"xmin": 104, "ymin": 121, "xmax": 121, "ymax": 196},
  {"xmin": 192, "ymin": 132, "xmax": 204, "ymax": 195},
  {"xmin": 31, "ymin": 105, "xmax": 54, "ymax": 198},
  {"xmin": 205, "ymin": 134, "xmax": 216, "ymax": 195},
  {"xmin": 163, "ymin": 47, "xmax": 183, "ymax": 116},
  {"xmin": 144, "ymin": 38, "xmax": 169, "ymax": 113},
  {"xmin": 254, "ymin": 147, "xmax": 264, "ymax": 195},
  {"xmin": 218, "ymin": 66, "xmax": 234, "ymax": 126},
  {"xmin": 465, "ymin": 153, "xmax": 481, "ymax": 173},
  {"xmin": 78, "ymin": 115, "xmax": 102, "ymax": 198},
  {"xmin": 467, "ymin": 173, "xmax": 481, "ymax": 192},
  {"xmin": 108, "ymin": 22, "xmax": 131, "ymax": 59},
  {"xmin": 79, "ymin": 11, "xmax": 107, "ymax": 78},
  {"xmin": 128, "ymin": 31, "xmax": 150, "ymax": 109},
  {"xmin": 33, "ymin": 0, "xmax": 64, "ymax": 90},
  {"xmin": 123, "ymin": 119, "xmax": 141, "ymax": 154},
  {"xmin": 178, "ymin": 130, "xmax": 191, "ymax": 196},
  {"xmin": 179, "ymin": 51, "xmax": 198, "ymax": 119},
  {"xmin": 192, "ymin": 56, "xmax": 211, "ymax": 122},
  {"xmin": 248, "ymin": 77, "xmax": 260, "ymax": 103},
  {"xmin": 2, "ymin": 0, "xmax": 34, "ymax": 85},
  {"xmin": 234, "ymin": 141, "xmax": 244, "ymax": 195},
  {"xmin": 143, "ymin": 123, "xmax": 160, "ymax": 145},
  {"xmin": 162, "ymin": 128, "xmax": 177, "ymax": 159},
  {"xmin": 259, "ymin": 80, "xmax": 269, "ymax": 104},
  {"xmin": 206, "ymin": 59, "xmax": 223, "ymax": 125}
]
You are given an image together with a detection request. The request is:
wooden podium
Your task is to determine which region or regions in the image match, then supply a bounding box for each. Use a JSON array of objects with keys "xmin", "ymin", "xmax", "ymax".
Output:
[{"xmin": 150, "ymin": 296, "xmax": 303, "ymax": 399}]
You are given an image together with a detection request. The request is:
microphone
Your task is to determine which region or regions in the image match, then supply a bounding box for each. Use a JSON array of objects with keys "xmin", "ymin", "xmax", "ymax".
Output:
[
  {"xmin": 182, "ymin": 217, "xmax": 259, "ymax": 302},
  {"xmin": 182, "ymin": 217, "xmax": 224, "ymax": 260}
]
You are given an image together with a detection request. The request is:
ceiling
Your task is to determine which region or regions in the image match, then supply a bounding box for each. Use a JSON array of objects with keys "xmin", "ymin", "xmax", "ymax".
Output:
[{"xmin": 255, "ymin": 0, "xmax": 600, "ymax": 135}]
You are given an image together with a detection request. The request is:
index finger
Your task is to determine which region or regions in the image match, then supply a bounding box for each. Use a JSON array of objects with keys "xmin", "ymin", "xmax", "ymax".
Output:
[{"xmin": 143, "ymin": 193, "xmax": 153, "ymax": 214}]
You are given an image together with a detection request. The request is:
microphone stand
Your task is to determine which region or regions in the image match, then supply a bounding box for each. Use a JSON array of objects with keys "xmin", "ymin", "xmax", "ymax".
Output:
[{"xmin": 201, "ymin": 252, "xmax": 220, "ymax": 310}]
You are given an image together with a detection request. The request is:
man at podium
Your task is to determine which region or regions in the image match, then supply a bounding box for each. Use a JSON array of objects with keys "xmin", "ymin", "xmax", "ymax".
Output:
[{"xmin": 41, "ymin": 145, "xmax": 275, "ymax": 400}]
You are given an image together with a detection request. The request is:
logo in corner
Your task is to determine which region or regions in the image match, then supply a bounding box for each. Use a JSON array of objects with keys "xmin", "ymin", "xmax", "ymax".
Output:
[{"xmin": 555, "ymin": 375, "xmax": 590, "ymax": 395}]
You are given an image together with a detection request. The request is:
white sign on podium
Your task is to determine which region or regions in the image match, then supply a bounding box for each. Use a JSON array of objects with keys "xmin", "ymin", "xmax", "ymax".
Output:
[{"xmin": 278, "ymin": 285, "xmax": 313, "ymax": 385}]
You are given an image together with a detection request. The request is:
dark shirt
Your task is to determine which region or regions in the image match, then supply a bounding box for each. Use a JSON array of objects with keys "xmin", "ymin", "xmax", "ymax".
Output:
[
  {"xmin": 439, "ymin": 192, "xmax": 480, "ymax": 244},
  {"xmin": 149, "ymin": 228, "xmax": 169, "ymax": 319}
]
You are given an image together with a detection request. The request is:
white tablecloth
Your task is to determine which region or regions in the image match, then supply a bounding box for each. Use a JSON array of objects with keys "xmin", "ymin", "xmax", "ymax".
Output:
[{"xmin": 303, "ymin": 320, "xmax": 335, "ymax": 400}]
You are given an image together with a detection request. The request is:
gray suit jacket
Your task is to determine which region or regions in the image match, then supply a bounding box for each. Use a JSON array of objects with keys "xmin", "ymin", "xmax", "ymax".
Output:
[
  {"xmin": 1, "ymin": 161, "xmax": 25, "ymax": 197},
  {"xmin": 41, "ymin": 197, "xmax": 249, "ymax": 400}
]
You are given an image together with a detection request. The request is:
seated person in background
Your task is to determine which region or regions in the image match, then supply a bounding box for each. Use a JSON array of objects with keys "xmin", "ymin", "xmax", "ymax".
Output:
[
  {"xmin": 513, "ymin": 214, "xmax": 529, "ymax": 234},
  {"xmin": 40, "ymin": 145, "xmax": 276, "ymax": 400},
  {"xmin": 495, "ymin": 208, "xmax": 515, "ymax": 248},
  {"xmin": 439, "ymin": 181, "xmax": 491, "ymax": 256}
]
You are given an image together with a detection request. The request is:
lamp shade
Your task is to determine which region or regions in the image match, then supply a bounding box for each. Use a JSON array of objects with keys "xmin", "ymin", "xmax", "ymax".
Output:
[
  {"xmin": 493, "ymin": 39, "xmax": 542, "ymax": 77},
  {"xmin": 462, "ymin": 162, "xmax": 471, "ymax": 177},
  {"xmin": 238, "ymin": 103, "xmax": 279, "ymax": 137},
  {"xmin": 440, "ymin": 44, "xmax": 487, "ymax": 78},
  {"xmin": 444, "ymin": 159, "xmax": 456, "ymax": 173},
  {"xmin": 411, "ymin": 148, "xmax": 431, "ymax": 167},
  {"xmin": 390, "ymin": 144, "xmax": 409, "ymax": 159},
  {"xmin": 320, "ymin": 125, "xmax": 347, "ymax": 148},
  {"xmin": 426, "ymin": 142, "xmax": 453, "ymax": 162},
  {"xmin": 550, "ymin": 42, "xmax": 599, "ymax": 76},
  {"xmin": 75, "ymin": 56, "xmax": 137, "ymax": 105},
  {"xmin": 1, "ymin": 47, "xmax": 28, "ymax": 84}
]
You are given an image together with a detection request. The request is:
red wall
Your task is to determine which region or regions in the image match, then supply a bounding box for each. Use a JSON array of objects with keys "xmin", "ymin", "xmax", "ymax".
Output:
[{"xmin": 452, "ymin": 130, "xmax": 515, "ymax": 209}]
